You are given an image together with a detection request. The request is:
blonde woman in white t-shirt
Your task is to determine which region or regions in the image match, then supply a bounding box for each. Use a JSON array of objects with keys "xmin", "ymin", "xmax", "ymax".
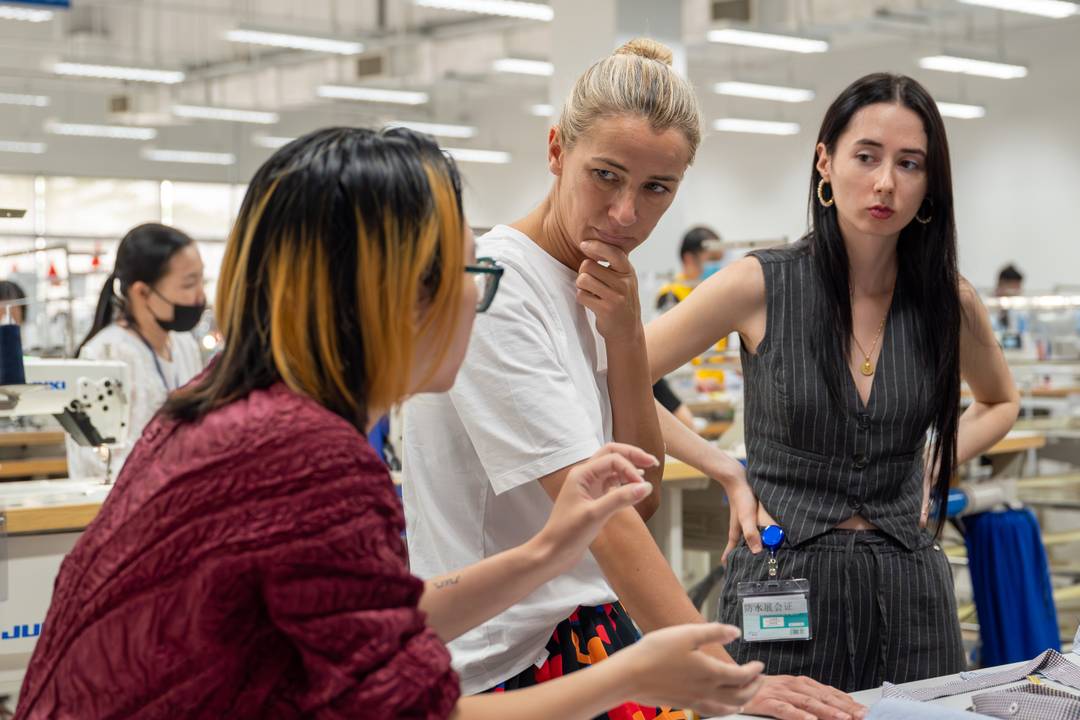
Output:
[
  {"xmin": 405, "ymin": 39, "xmax": 866, "ymax": 720},
  {"xmin": 66, "ymin": 223, "xmax": 206, "ymax": 480}
]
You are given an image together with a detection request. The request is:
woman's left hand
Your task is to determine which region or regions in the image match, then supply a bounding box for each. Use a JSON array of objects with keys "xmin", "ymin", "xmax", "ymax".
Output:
[{"xmin": 575, "ymin": 240, "xmax": 642, "ymax": 343}]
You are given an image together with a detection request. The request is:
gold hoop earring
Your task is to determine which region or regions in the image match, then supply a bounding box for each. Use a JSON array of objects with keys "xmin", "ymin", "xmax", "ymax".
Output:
[
  {"xmin": 817, "ymin": 178, "xmax": 834, "ymax": 208},
  {"xmin": 915, "ymin": 198, "xmax": 933, "ymax": 225}
]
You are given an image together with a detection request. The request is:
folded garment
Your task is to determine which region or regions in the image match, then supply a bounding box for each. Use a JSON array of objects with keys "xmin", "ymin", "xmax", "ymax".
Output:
[
  {"xmin": 867, "ymin": 698, "xmax": 992, "ymax": 719},
  {"xmin": 883, "ymin": 649, "xmax": 1080, "ymax": 702},
  {"xmin": 972, "ymin": 683, "xmax": 1080, "ymax": 719}
]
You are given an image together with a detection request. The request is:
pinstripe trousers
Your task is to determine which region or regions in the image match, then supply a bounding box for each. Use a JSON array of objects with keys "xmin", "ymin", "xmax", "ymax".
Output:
[{"xmin": 719, "ymin": 529, "xmax": 966, "ymax": 692}]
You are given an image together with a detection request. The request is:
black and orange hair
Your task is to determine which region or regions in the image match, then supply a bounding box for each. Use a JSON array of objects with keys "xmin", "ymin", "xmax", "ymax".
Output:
[{"xmin": 166, "ymin": 127, "xmax": 465, "ymax": 428}]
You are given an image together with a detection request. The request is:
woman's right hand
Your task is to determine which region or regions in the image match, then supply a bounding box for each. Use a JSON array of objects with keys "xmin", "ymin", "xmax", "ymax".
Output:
[{"xmin": 622, "ymin": 624, "xmax": 765, "ymax": 717}]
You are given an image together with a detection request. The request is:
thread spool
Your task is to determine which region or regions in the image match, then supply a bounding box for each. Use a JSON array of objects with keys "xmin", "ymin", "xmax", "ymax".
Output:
[{"xmin": 0, "ymin": 323, "xmax": 25, "ymax": 386}]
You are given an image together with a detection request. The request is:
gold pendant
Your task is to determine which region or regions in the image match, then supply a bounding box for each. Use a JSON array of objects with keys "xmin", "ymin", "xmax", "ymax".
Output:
[{"xmin": 861, "ymin": 359, "xmax": 874, "ymax": 376}]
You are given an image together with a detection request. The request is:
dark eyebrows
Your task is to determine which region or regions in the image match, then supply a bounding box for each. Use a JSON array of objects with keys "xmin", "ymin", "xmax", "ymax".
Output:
[{"xmin": 854, "ymin": 139, "xmax": 926, "ymax": 157}]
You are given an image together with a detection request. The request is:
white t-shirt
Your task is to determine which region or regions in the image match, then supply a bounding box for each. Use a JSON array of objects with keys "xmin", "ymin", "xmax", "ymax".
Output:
[
  {"xmin": 66, "ymin": 323, "xmax": 203, "ymax": 480},
  {"xmin": 403, "ymin": 224, "xmax": 616, "ymax": 695}
]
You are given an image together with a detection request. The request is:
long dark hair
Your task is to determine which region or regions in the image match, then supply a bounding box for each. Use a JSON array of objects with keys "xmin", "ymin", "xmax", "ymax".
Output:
[
  {"xmin": 76, "ymin": 223, "xmax": 194, "ymax": 357},
  {"xmin": 163, "ymin": 127, "xmax": 465, "ymax": 430},
  {"xmin": 808, "ymin": 73, "xmax": 960, "ymax": 534}
]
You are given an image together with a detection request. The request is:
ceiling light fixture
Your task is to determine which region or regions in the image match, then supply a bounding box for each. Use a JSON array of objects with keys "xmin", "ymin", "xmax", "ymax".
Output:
[
  {"xmin": 53, "ymin": 62, "xmax": 185, "ymax": 84},
  {"xmin": 0, "ymin": 4, "xmax": 54, "ymax": 22},
  {"xmin": 936, "ymin": 102, "xmax": 987, "ymax": 119},
  {"xmin": 173, "ymin": 104, "xmax": 279, "ymax": 124},
  {"xmin": 957, "ymin": 0, "xmax": 1079, "ymax": 19},
  {"xmin": 385, "ymin": 120, "xmax": 478, "ymax": 138},
  {"xmin": 919, "ymin": 55, "xmax": 1028, "ymax": 79},
  {"xmin": 713, "ymin": 81, "xmax": 815, "ymax": 103},
  {"xmin": 45, "ymin": 121, "xmax": 158, "ymax": 140},
  {"xmin": 415, "ymin": 0, "xmax": 553, "ymax": 21},
  {"xmin": 443, "ymin": 147, "xmax": 512, "ymax": 164},
  {"xmin": 713, "ymin": 118, "xmax": 800, "ymax": 135},
  {"xmin": 252, "ymin": 134, "xmax": 296, "ymax": 149},
  {"xmin": 493, "ymin": 58, "xmax": 554, "ymax": 76},
  {"xmin": 0, "ymin": 140, "xmax": 46, "ymax": 154},
  {"xmin": 142, "ymin": 148, "xmax": 236, "ymax": 165},
  {"xmin": 0, "ymin": 92, "xmax": 50, "ymax": 107},
  {"xmin": 706, "ymin": 28, "xmax": 828, "ymax": 53},
  {"xmin": 317, "ymin": 85, "xmax": 429, "ymax": 104},
  {"xmin": 224, "ymin": 28, "xmax": 363, "ymax": 55}
]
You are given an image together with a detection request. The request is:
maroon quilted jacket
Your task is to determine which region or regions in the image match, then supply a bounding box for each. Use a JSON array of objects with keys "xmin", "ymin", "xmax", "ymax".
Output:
[{"xmin": 15, "ymin": 383, "xmax": 459, "ymax": 719}]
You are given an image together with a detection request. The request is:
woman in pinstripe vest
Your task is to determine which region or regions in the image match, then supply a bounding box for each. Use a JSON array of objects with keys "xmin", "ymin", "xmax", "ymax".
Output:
[{"xmin": 647, "ymin": 73, "xmax": 1020, "ymax": 699}]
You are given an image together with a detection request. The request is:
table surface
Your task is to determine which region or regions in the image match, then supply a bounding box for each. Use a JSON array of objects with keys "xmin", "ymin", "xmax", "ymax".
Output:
[{"xmin": 718, "ymin": 652, "xmax": 1080, "ymax": 719}]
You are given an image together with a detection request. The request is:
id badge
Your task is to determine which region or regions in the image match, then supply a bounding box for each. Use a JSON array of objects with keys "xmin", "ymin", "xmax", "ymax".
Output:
[{"xmin": 734, "ymin": 525, "xmax": 811, "ymax": 642}]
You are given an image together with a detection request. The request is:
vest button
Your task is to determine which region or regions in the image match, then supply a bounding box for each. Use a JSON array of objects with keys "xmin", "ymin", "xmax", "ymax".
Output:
[
  {"xmin": 847, "ymin": 496, "xmax": 863, "ymax": 510},
  {"xmin": 853, "ymin": 453, "xmax": 868, "ymax": 470},
  {"xmin": 857, "ymin": 413, "xmax": 871, "ymax": 429}
]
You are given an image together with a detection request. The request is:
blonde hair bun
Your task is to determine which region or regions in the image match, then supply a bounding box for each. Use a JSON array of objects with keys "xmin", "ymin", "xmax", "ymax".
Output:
[{"xmin": 614, "ymin": 37, "xmax": 674, "ymax": 66}]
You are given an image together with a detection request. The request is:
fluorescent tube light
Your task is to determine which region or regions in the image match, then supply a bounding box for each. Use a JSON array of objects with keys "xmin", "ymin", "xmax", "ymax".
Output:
[
  {"xmin": 957, "ymin": 0, "xmax": 1079, "ymax": 18},
  {"xmin": 317, "ymin": 85, "xmax": 429, "ymax": 105},
  {"xmin": 936, "ymin": 102, "xmax": 987, "ymax": 119},
  {"xmin": 415, "ymin": 0, "xmax": 553, "ymax": 21},
  {"xmin": 0, "ymin": 140, "xmax": 46, "ymax": 154},
  {"xmin": 173, "ymin": 104, "xmax": 279, "ymax": 124},
  {"xmin": 0, "ymin": 92, "xmax": 50, "ymax": 107},
  {"xmin": 529, "ymin": 104, "xmax": 554, "ymax": 117},
  {"xmin": 252, "ymin": 134, "xmax": 296, "ymax": 149},
  {"xmin": 142, "ymin": 148, "xmax": 236, "ymax": 165},
  {"xmin": 225, "ymin": 28, "xmax": 363, "ymax": 55},
  {"xmin": 0, "ymin": 4, "xmax": 54, "ymax": 22},
  {"xmin": 493, "ymin": 58, "xmax": 554, "ymax": 76},
  {"xmin": 53, "ymin": 62, "xmax": 186, "ymax": 84},
  {"xmin": 713, "ymin": 81, "xmax": 815, "ymax": 103},
  {"xmin": 713, "ymin": 118, "xmax": 800, "ymax": 135},
  {"xmin": 919, "ymin": 55, "xmax": 1028, "ymax": 79},
  {"xmin": 706, "ymin": 28, "xmax": 828, "ymax": 53},
  {"xmin": 45, "ymin": 121, "xmax": 157, "ymax": 140},
  {"xmin": 443, "ymin": 147, "xmax": 512, "ymax": 163},
  {"xmin": 385, "ymin": 120, "xmax": 478, "ymax": 138}
]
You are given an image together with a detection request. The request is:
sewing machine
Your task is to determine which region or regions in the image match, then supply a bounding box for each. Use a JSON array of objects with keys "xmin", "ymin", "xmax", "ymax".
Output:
[{"xmin": 0, "ymin": 358, "xmax": 130, "ymax": 697}]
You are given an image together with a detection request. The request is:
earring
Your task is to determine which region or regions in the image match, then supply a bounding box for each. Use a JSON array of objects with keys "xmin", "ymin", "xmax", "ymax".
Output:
[
  {"xmin": 817, "ymin": 178, "xmax": 834, "ymax": 208},
  {"xmin": 915, "ymin": 197, "xmax": 933, "ymax": 225}
]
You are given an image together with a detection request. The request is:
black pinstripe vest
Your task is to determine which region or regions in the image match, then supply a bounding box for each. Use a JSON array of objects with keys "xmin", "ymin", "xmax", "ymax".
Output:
[{"xmin": 741, "ymin": 241, "xmax": 932, "ymax": 551}]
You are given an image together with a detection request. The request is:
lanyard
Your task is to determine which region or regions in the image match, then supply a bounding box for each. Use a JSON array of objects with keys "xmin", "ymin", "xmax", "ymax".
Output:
[{"xmin": 131, "ymin": 328, "xmax": 175, "ymax": 392}]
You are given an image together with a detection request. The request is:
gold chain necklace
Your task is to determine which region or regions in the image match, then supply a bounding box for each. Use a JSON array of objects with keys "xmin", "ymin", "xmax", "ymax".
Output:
[
  {"xmin": 851, "ymin": 287, "xmax": 893, "ymax": 376},
  {"xmin": 852, "ymin": 314, "xmax": 887, "ymax": 376}
]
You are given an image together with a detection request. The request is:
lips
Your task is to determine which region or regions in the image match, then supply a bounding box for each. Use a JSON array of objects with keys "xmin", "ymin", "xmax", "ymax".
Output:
[
  {"xmin": 869, "ymin": 205, "xmax": 894, "ymax": 220},
  {"xmin": 592, "ymin": 228, "xmax": 635, "ymax": 245}
]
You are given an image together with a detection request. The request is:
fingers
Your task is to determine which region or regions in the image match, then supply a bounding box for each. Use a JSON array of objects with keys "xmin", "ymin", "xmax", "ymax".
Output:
[
  {"xmin": 579, "ymin": 258, "xmax": 625, "ymax": 289},
  {"xmin": 582, "ymin": 453, "xmax": 648, "ymax": 488},
  {"xmin": 752, "ymin": 677, "xmax": 866, "ymax": 720},
  {"xmin": 747, "ymin": 698, "xmax": 815, "ymax": 720},
  {"xmin": 740, "ymin": 514, "xmax": 763, "ymax": 554},
  {"xmin": 697, "ymin": 655, "xmax": 764, "ymax": 692},
  {"xmin": 576, "ymin": 271, "xmax": 616, "ymax": 302},
  {"xmin": 580, "ymin": 240, "xmax": 632, "ymax": 273},
  {"xmin": 593, "ymin": 442, "xmax": 659, "ymax": 469},
  {"xmin": 592, "ymin": 481, "xmax": 653, "ymax": 517},
  {"xmin": 682, "ymin": 622, "xmax": 743, "ymax": 650}
]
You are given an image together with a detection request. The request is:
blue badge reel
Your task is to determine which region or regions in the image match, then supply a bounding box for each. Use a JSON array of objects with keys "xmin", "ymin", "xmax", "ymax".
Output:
[{"xmin": 734, "ymin": 524, "xmax": 812, "ymax": 642}]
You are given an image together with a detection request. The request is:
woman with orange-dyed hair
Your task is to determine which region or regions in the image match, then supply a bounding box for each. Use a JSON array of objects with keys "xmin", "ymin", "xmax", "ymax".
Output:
[{"xmin": 15, "ymin": 127, "xmax": 763, "ymax": 720}]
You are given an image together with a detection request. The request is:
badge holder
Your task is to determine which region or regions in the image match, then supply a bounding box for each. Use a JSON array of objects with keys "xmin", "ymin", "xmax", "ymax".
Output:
[{"xmin": 736, "ymin": 525, "xmax": 812, "ymax": 642}]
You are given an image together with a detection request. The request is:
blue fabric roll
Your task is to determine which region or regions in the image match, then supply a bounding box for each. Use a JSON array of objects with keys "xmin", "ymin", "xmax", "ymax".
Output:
[
  {"xmin": 0, "ymin": 323, "xmax": 25, "ymax": 385},
  {"xmin": 965, "ymin": 509, "xmax": 1060, "ymax": 666}
]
